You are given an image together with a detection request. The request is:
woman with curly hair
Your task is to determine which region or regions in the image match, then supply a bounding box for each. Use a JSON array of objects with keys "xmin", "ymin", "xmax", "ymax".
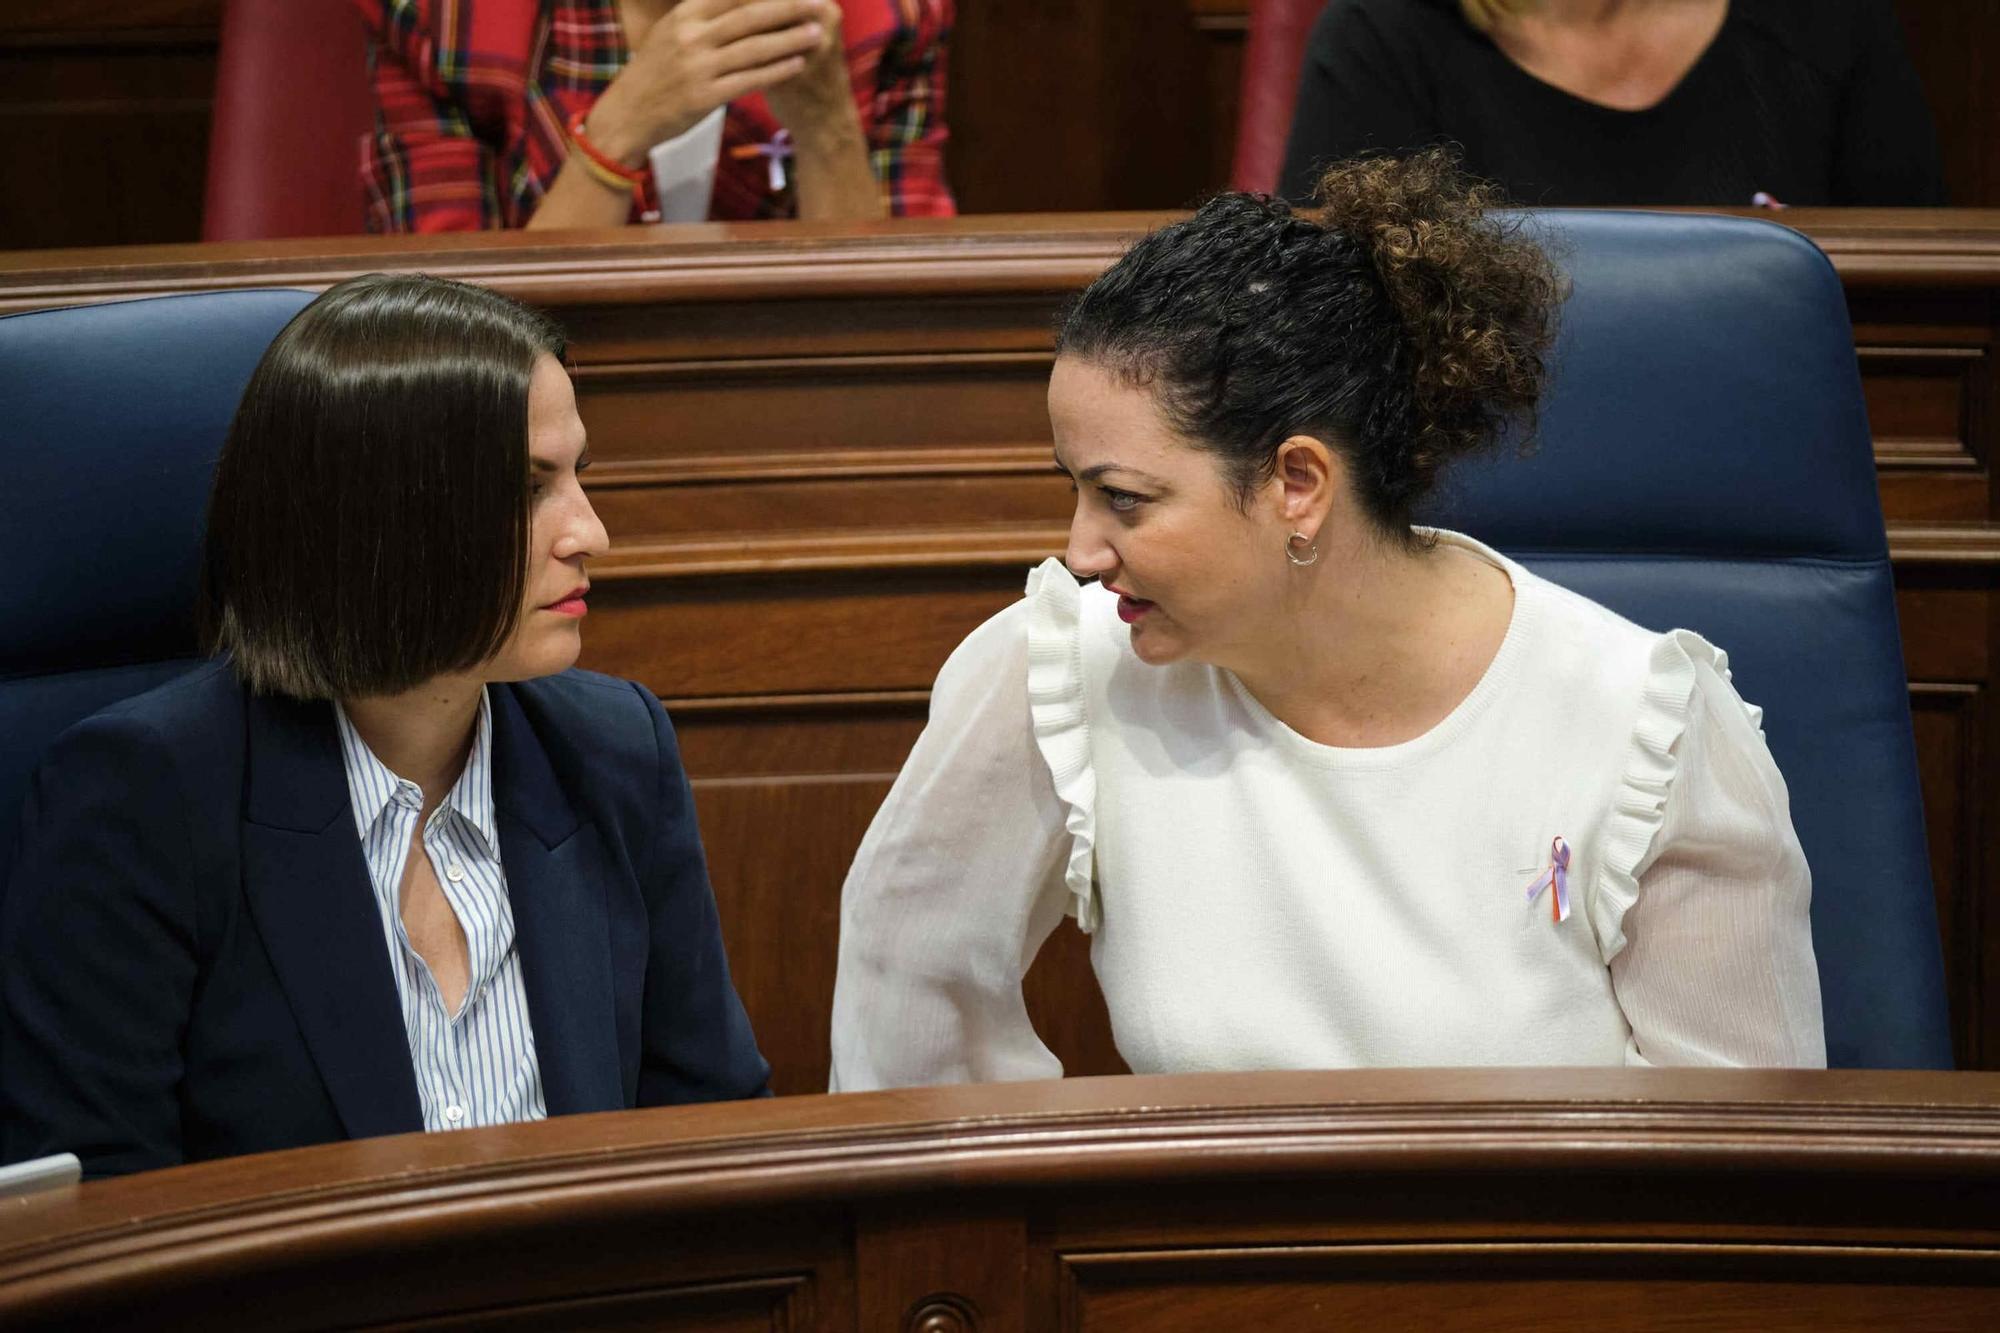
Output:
[{"xmin": 829, "ymin": 150, "xmax": 1825, "ymax": 1087}]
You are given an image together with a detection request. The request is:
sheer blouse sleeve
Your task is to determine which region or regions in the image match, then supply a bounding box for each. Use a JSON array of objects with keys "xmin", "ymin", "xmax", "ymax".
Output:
[
  {"xmin": 828, "ymin": 596, "xmax": 1075, "ymax": 1091},
  {"xmin": 1603, "ymin": 639, "xmax": 1827, "ymax": 1067}
]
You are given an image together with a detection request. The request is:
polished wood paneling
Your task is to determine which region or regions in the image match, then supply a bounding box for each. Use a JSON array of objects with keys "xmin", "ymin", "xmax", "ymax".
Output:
[
  {"xmin": 1897, "ymin": 0, "xmax": 2000, "ymax": 210},
  {"xmin": 374, "ymin": 1276, "xmax": 817, "ymax": 1332},
  {"xmin": 948, "ymin": 0, "xmax": 1212, "ymax": 214},
  {"xmin": 0, "ymin": 212, "xmax": 1995, "ymax": 1081},
  {"xmin": 699, "ymin": 777, "xmax": 891, "ymax": 1096},
  {"xmin": 1025, "ymin": 921, "xmax": 1130, "ymax": 1079},
  {"xmin": 0, "ymin": 2, "xmax": 218, "ymax": 251},
  {"xmin": 1912, "ymin": 682, "xmax": 1988, "ymax": 1066},
  {"xmin": 0, "ymin": 1, "xmax": 222, "ymax": 30},
  {"xmin": 1064, "ymin": 1261, "xmax": 2000, "ymax": 1331},
  {"xmin": 1187, "ymin": 0, "xmax": 1252, "ymax": 194},
  {"xmin": 858, "ymin": 1210, "xmax": 1028, "ymax": 1332},
  {"xmin": 4, "ymin": 1071, "xmax": 2000, "ymax": 1330}
]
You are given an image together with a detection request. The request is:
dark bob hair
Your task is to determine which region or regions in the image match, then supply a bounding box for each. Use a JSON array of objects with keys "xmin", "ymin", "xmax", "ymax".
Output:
[
  {"xmin": 201, "ymin": 272, "xmax": 566, "ymax": 699},
  {"xmin": 1057, "ymin": 148, "xmax": 1562, "ymax": 534}
]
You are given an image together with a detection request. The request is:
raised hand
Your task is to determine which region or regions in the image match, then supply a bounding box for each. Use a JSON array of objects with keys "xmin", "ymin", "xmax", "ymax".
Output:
[
  {"xmin": 760, "ymin": 1, "xmax": 853, "ymax": 141},
  {"xmin": 586, "ymin": 0, "xmax": 832, "ymax": 164}
]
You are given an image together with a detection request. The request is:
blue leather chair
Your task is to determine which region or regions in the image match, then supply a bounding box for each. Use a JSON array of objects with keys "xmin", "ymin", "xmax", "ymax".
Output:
[
  {"xmin": 1423, "ymin": 211, "xmax": 1952, "ymax": 1069},
  {"xmin": 0, "ymin": 289, "xmax": 315, "ymax": 880}
]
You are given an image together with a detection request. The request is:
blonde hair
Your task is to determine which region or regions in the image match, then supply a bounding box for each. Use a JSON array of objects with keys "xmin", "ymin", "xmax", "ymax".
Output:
[{"xmin": 1459, "ymin": 0, "xmax": 1544, "ymax": 30}]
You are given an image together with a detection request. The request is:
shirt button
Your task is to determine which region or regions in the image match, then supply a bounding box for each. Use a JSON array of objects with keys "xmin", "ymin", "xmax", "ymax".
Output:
[
  {"xmin": 443, "ymin": 1104, "xmax": 465, "ymax": 1124},
  {"xmin": 446, "ymin": 862, "xmax": 465, "ymax": 882}
]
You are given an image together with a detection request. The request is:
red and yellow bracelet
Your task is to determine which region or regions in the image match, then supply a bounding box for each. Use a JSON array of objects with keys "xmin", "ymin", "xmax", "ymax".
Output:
[{"xmin": 567, "ymin": 111, "xmax": 649, "ymax": 213}]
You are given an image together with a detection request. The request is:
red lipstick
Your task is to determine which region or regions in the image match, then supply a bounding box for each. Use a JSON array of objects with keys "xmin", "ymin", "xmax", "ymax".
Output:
[
  {"xmin": 1106, "ymin": 583, "xmax": 1154, "ymax": 624},
  {"xmin": 543, "ymin": 583, "xmax": 589, "ymax": 618}
]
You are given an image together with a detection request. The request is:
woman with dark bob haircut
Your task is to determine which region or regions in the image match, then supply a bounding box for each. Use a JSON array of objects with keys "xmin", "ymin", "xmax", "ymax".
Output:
[
  {"xmin": 830, "ymin": 150, "xmax": 1825, "ymax": 1086},
  {"xmin": 2, "ymin": 274, "xmax": 768, "ymax": 1178}
]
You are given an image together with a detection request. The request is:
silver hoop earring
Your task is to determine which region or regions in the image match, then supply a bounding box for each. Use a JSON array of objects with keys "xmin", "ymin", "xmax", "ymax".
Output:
[{"xmin": 1285, "ymin": 531, "xmax": 1320, "ymax": 567}]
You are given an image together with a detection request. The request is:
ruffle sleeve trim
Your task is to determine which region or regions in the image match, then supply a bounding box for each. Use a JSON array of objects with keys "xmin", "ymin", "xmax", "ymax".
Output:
[
  {"xmin": 1023, "ymin": 558, "xmax": 1101, "ymax": 933},
  {"xmin": 1591, "ymin": 628, "xmax": 1761, "ymax": 964}
]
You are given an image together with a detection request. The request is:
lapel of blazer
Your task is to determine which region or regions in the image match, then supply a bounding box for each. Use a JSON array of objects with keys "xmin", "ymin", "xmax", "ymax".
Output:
[
  {"xmin": 489, "ymin": 685, "xmax": 625, "ymax": 1116},
  {"xmin": 239, "ymin": 692, "xmax": 424, "ymax": 1141}
]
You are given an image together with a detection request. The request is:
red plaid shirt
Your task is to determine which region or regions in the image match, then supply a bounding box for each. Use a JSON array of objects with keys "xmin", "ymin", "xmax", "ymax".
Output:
[{"xmin": 358, "ymin": 0, "xmax": 955, "ymax": 230}]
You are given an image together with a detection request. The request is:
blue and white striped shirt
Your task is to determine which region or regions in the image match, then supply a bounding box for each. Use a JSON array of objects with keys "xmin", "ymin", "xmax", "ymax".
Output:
[{"xmin": 333, "ymin": 691, "xmax": 546, "ymax": 1132}]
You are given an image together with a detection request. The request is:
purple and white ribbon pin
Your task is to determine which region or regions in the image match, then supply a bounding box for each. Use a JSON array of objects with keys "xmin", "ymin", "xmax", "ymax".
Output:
[
  {"xmin": 1524, "ymin": 835, "xmax": 1571, "ymax": 924},
  {"xmin": 730, "ymin": 129, "xmax": 795, "ymax": 193}
]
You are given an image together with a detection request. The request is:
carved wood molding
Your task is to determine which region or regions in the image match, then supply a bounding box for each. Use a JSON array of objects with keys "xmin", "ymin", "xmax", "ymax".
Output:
[
  {"xmin": 662, "ymin": 689, "xmax": 932, "ymax": 717},
  {"xmin": 0, "ymin": 1, "xmax": 220, "ymax": 43},
  {"xmin": 571, "ymin": 352, "xmax": 1055, "ymax": 384},
  {"xmin": 1875, "ymin": 439, "xmax": 1983, "ymax": 470},
  {"xmin": 0, "ymin": 2, "xmax": 221, "ymax": 34},
  {"xmin": 5, "ymin": 1071, "xmax": 2000, "ymax": 1310},
  {"xmin": 1888, "ymin": 522, "xmax": 2000, "ymax": 563},
  {"xmin": 594, "ymin": 524, "xmax": 1066, "ymax": 581},
  {"xmin": 587, "ymin": 522, "xmax": 2000, "ymax": 582},
  {"xmin": 0, "ymin": 219, "xmax": 1157, "ymax": 316},
  {"xmin": 3, "ymin": 212, "xmax": 1997, "ymax": 317},
  {"xmin": 1795, "ymin": 220, "xmax": 2000, "ymax": 289},
  {"xmin": 1185, "ymin": 0, "xmax": 1251, "ymax": 34},
  {"xmin": 589, "ymin": 445, "xmax": 1052, "ymax": 490},
  {"xmin": 1052, "ymin": 1243, "xmax": 2000, "ymax": 1329},
  {"xmin": 907, "ymin": 1295, "xmax": 980, "ymax": 1332},
  {"xmin": 1859, "ymin": 344, "xmax": 1988, "ymax": 471}
]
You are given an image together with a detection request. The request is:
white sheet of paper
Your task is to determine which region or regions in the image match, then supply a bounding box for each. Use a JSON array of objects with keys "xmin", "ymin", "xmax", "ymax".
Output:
[
  {"xmin": 0, "ymin": 1152, "xmax": 80, "ymax": 1198},
  {"xmin": 646, "ymin": 107, "xmax": 728, "ymax": 223}
]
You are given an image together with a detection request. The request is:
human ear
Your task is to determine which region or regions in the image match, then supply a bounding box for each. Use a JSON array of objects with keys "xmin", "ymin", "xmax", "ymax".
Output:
[{"xmin": 1273, "ymin": 435, "xmax": 1337, "ymax": 534}]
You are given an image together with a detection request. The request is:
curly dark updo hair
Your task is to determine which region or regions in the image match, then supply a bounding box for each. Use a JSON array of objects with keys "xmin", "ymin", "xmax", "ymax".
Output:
[{"xmin": 1056, "ymin": 148, "xmax": 1562, "ymax": 534}]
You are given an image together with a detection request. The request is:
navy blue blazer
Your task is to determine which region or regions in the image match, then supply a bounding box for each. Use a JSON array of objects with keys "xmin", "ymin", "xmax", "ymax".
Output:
[{"xmin": 1, "ymin": 661, "xmax": 770, "ymax": 1178}]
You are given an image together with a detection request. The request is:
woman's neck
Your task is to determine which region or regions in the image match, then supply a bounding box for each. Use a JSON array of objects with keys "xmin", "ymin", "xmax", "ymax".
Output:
[
  {"xmin": 340, "ymin": 675, "xmax": 484, "ymax": 816},
  {"xmin": 1226, "ymin": 531, "xmax": 1514, "ymax": 749},
  {"xmin": 1489, "ymin": 0, "xmax": 1727, "ymax": 113}
]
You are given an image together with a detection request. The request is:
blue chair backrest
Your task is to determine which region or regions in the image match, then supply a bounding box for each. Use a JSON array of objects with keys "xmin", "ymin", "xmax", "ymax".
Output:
[
  {"xmin": 0, "ymin": 289, "xmax": 316, "ymax": 881},
  {"xmin": 1423, "ymin": 211, "xmax": 1950, "ymax": 1068}
]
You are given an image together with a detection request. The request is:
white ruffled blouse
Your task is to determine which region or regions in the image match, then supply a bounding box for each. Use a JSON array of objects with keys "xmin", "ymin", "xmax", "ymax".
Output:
[{"xmin": 829, "ymin": 532, "xmax": 1827, "ymax": 1089}]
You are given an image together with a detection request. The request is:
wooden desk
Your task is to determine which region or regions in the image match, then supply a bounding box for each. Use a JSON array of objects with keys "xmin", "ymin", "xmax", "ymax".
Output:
[
  {"xmin": 3, "ymin": 1069, "xmax": 1999, "ymax": 1331},
  {"xmin": 0, "ymin": 210, "xmax": 1995, "ymax": 1080}
]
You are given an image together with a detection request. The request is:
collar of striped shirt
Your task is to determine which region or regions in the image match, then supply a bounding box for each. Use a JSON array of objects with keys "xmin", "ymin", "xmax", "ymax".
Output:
[
  {"xmin": 333, "ymin": 690, "xmax": 499, "ymax": 859},
  {"xmin": 328, "ymin": 687, "xmax": 545, "ymax": 1131}
]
